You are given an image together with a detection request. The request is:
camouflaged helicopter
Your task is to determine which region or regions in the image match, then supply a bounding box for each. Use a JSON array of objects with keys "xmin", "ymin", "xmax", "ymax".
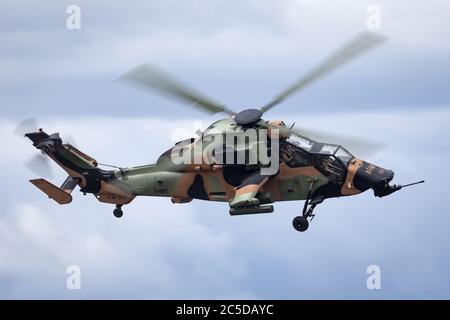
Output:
[{"xmin": 22, "ymin": 32, "xmax": 424, "ymax": 232}]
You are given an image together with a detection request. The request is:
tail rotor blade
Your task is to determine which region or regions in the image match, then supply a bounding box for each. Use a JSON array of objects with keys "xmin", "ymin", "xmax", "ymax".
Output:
[
  {"xmin": 14, "ymin": 118, "xmax": 39, "ymax": 136},
  {"xmin": 61, "ymin": 133, "xmax": 78, "ymax": 147},
  {"xmin": 24, "ymin": 153, "xmax": 54, "ymax": 178}
]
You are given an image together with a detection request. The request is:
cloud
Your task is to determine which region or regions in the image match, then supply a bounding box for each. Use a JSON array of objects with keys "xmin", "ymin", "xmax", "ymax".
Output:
[
  {"xmin": 2, "ymin": 0, "xmax": 450, "ymax": 80},
  {"xmin": 0, "ymin": 118, "xmax": 252, "ymax": 299},
  {"xmin": 0, "ymin": 202, "xmax": 250, "ymax": 299},
  {"xmin": 1, "ymin": 0, "xmax": 450, "ymax": 299},
  {"xmin": 2, "ymin": 0, "xmax": 450, "ymax": 120},
  {"xmin": 0, "ymin": 107, "xmax": 449, "ymax": 299}
]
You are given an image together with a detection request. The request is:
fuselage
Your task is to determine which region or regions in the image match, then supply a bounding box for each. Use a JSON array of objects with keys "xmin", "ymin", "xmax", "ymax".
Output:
[
  {"xmin": 25, "ymin": 119, "xmax": 394, "ymax": 208},
  {"xmin": 118, "ymin": 118, "xmax": 394, "ymax": 204}
]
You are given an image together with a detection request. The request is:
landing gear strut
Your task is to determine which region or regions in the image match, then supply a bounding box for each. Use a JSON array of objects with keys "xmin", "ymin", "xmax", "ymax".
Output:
[
  {"xmin": 292, "ymin": 180, "xmax": 322, "ymax": 232},
  {"xmin": 113, "ymin": 204, "xmax": 123, "ymax": 218}
]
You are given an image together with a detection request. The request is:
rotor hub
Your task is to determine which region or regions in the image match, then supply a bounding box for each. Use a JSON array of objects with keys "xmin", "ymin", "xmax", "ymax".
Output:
[{"xmin": 234, "ymin": 109, "xmax": 262, "ymax": 125}]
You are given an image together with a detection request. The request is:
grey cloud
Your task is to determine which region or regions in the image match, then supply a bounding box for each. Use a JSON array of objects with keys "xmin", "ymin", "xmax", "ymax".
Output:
[
  {"xmin": 1, "ymin": 0, "xmax": 450, "ymax": 299},
  {"xmin": 0, "ymin": 109, "xmax": 449, "ymax": 298}
]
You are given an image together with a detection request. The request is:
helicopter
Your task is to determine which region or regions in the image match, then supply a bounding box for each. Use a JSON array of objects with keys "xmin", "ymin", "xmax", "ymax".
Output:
[{"xmin": 22, "ymin": 31, "xmax": 424, "ymax": 232}]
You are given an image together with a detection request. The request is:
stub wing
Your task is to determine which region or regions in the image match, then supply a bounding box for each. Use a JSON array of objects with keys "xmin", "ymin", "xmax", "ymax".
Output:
[{"xmin": 229, "ymin": 171, "xmax": 273, "ymax": 214}]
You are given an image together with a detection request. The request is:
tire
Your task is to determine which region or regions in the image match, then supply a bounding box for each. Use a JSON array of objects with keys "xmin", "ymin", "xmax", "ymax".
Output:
[
  {"xmin": 292, "ymin": 216, "xmax": 309, "ymax": 232},
  {"xmin": 113, "ymin": 208, "xmax": 123, "ymax": 218}
]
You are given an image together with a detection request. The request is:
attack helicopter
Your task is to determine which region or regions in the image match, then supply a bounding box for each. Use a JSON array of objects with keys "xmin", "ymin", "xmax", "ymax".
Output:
[{"xmin": 22, "ymin": 31, "xmax": 424, "ymax": 232}]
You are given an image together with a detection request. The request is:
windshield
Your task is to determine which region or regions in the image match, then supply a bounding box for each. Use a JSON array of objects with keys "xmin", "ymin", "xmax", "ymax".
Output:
[
  {"xmin": 334, "ymin": 146, "xmax": 353, "ymax": 165},
  {"xmin": 319, "ymin": 144, "xmax": 338, "ymax": 155}
]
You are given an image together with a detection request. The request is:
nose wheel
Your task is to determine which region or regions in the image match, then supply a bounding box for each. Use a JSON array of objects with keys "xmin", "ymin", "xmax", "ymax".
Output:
[
  {"xmin": 293, "ymin": 216, "xmax": 309, "ymax": 232},
  {"xmin": 113, "ymin": 204, "xmax": 123, "ymax": 218},
  {"xmin": 292, "ymin": 201, "xmax": 318, "ymax": 232}
]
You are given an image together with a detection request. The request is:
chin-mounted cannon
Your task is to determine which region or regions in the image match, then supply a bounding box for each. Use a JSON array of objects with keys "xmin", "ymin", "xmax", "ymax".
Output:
[{"xmin": 373, "ymin": 180, "xmax": 425, "ymax": 198}]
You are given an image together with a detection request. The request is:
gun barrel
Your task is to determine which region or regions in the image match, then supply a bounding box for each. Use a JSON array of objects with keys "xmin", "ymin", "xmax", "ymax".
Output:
[{"xmin": 401, "ymin": 180, "xmax": 425, "ymax": 188}]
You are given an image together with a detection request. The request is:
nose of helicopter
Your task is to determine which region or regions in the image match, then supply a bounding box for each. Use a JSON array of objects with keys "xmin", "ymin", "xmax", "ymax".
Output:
[{"xmin": 352, "ymin": 161, "xmax": 394, "ymax": 192}]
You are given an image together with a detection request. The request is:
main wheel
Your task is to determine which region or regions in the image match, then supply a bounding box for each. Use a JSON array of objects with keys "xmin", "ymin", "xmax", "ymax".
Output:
[
  {"xmin": 292, "ymin": 216, "xmax": 309, "ymax": 232},
  {"xmin": 113, "ymin": 208, "xmax": 123, "ymax": 218}
]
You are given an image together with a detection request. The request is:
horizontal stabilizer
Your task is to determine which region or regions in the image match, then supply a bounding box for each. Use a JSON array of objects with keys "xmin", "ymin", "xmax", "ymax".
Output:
[{"xmin": 29, "ymin": 178, "xmax": 72, "ymax": 205}]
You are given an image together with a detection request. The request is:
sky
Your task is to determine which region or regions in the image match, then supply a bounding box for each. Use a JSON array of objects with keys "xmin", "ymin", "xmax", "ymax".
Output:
[{"xmin": 1, "ymin": 0, "xmax": 450, "ymax": 299}]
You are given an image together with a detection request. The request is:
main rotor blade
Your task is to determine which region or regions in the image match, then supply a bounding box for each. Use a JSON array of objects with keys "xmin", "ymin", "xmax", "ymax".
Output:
[
  {"xmin": 289, "ymin": 126, "xmax": 385, "ymax": 159},
  {"xmin": 260, "ymin": 32, "xmax": 386, "ymax": 113},
  {"xmin": 118, "ymin": 65, "xmax": 234, "ymax": 115}
]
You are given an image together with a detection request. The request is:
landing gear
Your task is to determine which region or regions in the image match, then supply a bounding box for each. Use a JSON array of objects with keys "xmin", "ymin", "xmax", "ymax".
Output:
[
  {"xmin": 292, "ymin": 200, "xmax": 320, "ymax": 232},
  {"xmin": 113, "ymin": 204, "xmax": 123, "ymax": 218},
  {"xmin": 292, "ymin": 179, "xmax": 323, "ymax": 232}
]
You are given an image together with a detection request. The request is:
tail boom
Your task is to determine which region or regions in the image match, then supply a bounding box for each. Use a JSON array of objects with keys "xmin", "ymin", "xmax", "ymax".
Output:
[{"xmin": 25, "ymin": 129, "xmax": 135, "ymax": 205}]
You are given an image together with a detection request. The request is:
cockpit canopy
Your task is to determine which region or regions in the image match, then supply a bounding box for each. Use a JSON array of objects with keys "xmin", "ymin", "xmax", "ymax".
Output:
[
  {"xmin": 203, "ymin": 119, "xmax": 353, "ymax": 161},
  {"xmin": 287, "ymin": 133, "xmax": 353, "ymax": 165}
]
